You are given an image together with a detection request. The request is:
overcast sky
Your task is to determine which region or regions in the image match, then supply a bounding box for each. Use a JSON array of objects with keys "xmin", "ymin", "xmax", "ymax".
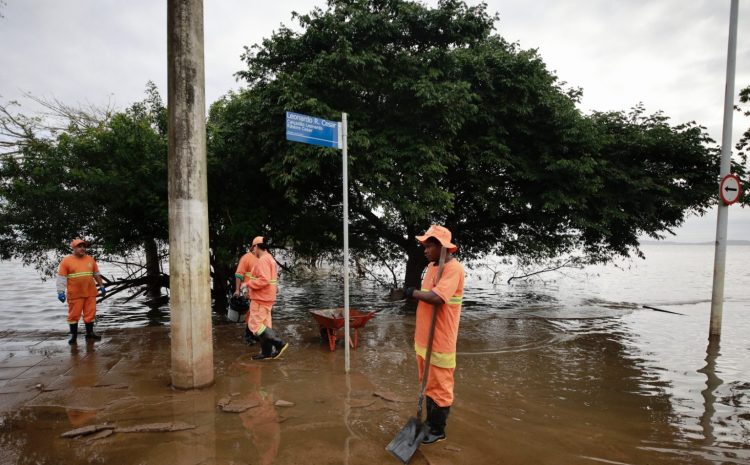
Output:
[{"xmin": 1, "ymin": 0, "xmax": 748, "ymax": 242}]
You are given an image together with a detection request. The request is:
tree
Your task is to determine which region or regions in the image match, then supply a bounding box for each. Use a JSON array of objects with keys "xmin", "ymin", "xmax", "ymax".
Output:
[
  {"xmin": 0, "ymin": 84, "xmax": 169, "ymax": 298},
  {"xmin": 231, "ymin": 0, "xmax": 741, "ymax": 286},
  {"xmin": 736, "ymin": 84, "xmax": 750, "ymax": 159}
]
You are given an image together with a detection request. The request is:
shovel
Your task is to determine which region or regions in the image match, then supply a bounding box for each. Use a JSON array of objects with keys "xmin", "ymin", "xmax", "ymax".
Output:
[{"xmin": 386, "ymin": 246, "xmax": 447, "ymax": 463}]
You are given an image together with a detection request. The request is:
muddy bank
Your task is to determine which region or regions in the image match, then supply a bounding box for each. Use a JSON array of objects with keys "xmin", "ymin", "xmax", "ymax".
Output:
[{"xmin": 1, "ymin": 305, "xmax": 748, "ymax": 465}]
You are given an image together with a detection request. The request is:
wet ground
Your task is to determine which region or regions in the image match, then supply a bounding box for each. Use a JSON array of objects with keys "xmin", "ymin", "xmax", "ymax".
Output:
[
  {"xmin": 1, "ymin": 245, "xmax": 749, "ymax": 464},
  {"xmin": 0, "ymin": 301, "xmax": 748, "ymax": 465}
]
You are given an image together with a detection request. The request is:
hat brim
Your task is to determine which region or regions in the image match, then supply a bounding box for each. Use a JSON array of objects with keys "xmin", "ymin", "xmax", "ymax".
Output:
[
  {"xmin": 70, "ymin": 240, "xmax": 88, "ymax": 248},
  {"xmin": 415, "ymin": 234, "xmax": 457, "ymax": 253}
]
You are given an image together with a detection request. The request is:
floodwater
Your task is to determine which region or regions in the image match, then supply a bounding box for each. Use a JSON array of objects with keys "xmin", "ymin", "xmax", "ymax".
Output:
[{"xmin": 0, "ymin": 244, "xmax": 748, "ymax": 464}]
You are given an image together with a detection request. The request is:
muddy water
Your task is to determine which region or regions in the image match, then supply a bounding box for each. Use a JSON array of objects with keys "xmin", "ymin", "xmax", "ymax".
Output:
[{"xmin": 0, "ymin": 245, "xmax": 748, "ymax": 464}]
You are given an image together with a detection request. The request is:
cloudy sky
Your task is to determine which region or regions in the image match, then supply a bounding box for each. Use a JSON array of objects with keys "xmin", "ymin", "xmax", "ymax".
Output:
[{"xmin": 1, "ymin": 0, "xmax": 748, "ymax": 242}]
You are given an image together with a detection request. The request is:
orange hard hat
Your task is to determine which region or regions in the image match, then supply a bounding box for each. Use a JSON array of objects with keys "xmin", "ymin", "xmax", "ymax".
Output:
[
  {"xmin": 415, "ymin": 225, "xmax": 457, "ymax": 253},
  {"xmin": 70, "ymin": 238, "xmax": 88, "ymax": 248}
]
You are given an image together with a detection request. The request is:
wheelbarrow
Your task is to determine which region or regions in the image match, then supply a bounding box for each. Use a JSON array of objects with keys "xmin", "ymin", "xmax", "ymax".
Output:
[{"xmin": 310, "ymin": 308, "xmax": 376, "ymax": 351}]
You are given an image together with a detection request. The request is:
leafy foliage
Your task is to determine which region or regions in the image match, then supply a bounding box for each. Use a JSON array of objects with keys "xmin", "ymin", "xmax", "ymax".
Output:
[
  {"xmin": 231, "ymin": 0, "xmax": 735, "ymax": 285},
  {"xmin": 0, "ymin": 83, "xmax": 168, "ymax": 276},
  {"xmin": 736, "ymin": 84, "xmax": 750, "ymax": 159}
]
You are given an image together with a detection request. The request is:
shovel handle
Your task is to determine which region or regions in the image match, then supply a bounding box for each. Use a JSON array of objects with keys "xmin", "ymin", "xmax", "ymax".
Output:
[{"xmin": 416, "ymin": 246, "xmax": 447, "ymax": 420}]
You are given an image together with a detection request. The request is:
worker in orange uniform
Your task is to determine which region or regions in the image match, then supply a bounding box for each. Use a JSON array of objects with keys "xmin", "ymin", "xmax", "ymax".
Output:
[
  {"xmin": 403, "ymin": 225, "xmax": 464, "ymax": 444},
  {"xmin": 247, "ymin": 236, "xmax": 288, "ymax": 360},
  {"xmin": 234, "ymin": 247, "xmax": 259, "ymax": 345},
  {"xmin": 56, "ymin": 239, "xmax": 106, "ymax": 344}
]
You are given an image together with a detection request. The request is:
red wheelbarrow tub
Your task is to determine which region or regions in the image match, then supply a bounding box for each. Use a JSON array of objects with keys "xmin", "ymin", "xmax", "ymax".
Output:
[{"xmin": 310, "ymin": 308, "xmax": 375, "ymax": 351}]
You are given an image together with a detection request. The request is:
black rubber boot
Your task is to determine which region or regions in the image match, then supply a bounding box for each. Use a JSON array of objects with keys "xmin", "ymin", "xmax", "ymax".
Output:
[
  {"xmin": 251, "ymin": 331, "xmax": 274, "ymax": 360},
  {"xmin": 244, "ymin": 326, "xmax": 259, "ymax": 345},
  {"xmin": 251, "ymin": 328, "xmax": 288, "ymax": 360},
  {"xmin": 84, "ymin": 322, "xmax": 101, "ymax": 341},
  {"xmin": 264, "ymin": 328, "xmax": 289, "ymax": 360},
  {"xmin": 422, "ymin": 396, "xmax": 449, "ymax": 444},
  {"xmin": 68, "ymin": 324, "xmax": 78, "ymax": 345}
]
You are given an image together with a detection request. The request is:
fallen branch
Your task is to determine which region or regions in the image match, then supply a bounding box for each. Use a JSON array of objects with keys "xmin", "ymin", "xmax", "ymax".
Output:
[
  {"xmin": 114, "ymin": 422, "xmax": 196, "ymax": 433},
  {"xmin": 61, "ymin": 424, "xmax": 114, "ymax": 438},
  {"xmin": 507, "ymin": 258, "xmax": 582, "ymax": 284},
  {"xmin": 642, "ymin": 305, "xmax": 685, "ymax": 316},
  {"xmin": 62, "ymin": 421, "xmax": 196, "ymax": 438}
]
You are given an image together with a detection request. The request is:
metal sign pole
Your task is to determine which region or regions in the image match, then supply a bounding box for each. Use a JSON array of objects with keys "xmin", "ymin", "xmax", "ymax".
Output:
[
  {"xmin": 342, "ymin": 113, "xmax": 350, "ymax": 373},
  {"xmin": 709, "ymin": 0, "xmax": 739, "ymax": 338},
  {"xmin": 284, "ymin": 110, "xmax": 351, "ymax": 372}
]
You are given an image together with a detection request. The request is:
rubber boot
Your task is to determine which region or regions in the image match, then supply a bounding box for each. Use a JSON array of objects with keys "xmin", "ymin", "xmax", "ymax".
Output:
[
  {"xmin": 244, "ymin": 327, "xmax": 259, "ymax": 345},
  {"xmin": 84, "ymin": 322, "xmax": 101, "ymax": 341},
  {"xmin": 68, "ymin": 324, "xmax": 78, "ymax": 345},
  {"xmin": 257, "ymin": 327, "xmax": 288, "ymax": 360},
  {"xmin": 422, "ymin": 396, "xmax": 449, "ymax": 444},
  {"xmin": 266, "ymin": 328, "xmax": 289, "ymax": 359},
  {"xmin": 251, "ymin": 331, "xmax": 274, "ymax": 360}
]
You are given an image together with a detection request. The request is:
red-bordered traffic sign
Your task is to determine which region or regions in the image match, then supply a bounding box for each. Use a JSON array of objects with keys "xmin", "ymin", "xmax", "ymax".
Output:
[{"xmin": 719, "ymin": 174, "xmax": 742, "ymax": 205}]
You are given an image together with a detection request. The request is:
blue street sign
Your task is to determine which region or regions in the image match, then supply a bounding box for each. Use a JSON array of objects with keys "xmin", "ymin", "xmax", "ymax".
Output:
[{"xmin": 286, "ymin": 111, "xmax": 341, "ymax": 149}]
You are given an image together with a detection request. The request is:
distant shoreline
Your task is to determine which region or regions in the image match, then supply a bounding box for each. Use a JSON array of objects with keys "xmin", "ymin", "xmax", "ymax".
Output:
[{"xmin": 640, "ymin": 240, "xmax": 750, "ymax": 246}]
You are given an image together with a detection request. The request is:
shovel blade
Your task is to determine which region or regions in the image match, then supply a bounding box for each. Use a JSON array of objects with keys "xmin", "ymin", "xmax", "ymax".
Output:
[{"xmin": 386, "ymin": 417, "xmax": 425, "ymax": 464}]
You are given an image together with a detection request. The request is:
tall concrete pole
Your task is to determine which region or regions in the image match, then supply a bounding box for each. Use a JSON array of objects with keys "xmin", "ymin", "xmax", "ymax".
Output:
[
  {"xmin": 167, "ymin": 0, "xmax": 214, "ymax": 388},
  {"xmin": 709, "ymin": 0, "xmax": 739, "ymax": 338}
]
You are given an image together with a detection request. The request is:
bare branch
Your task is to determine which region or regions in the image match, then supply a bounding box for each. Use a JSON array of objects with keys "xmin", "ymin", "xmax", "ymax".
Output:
[{"xmin": 507, "ymin": 258, "xmax": 583, "ymax": 284}]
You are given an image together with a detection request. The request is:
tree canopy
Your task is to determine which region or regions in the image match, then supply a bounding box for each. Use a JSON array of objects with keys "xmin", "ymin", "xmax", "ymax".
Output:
[
  {"xmin": 0, "ymin": 84, "xmax": 168, "ymax": 276},
  {"xmin": 737, "ymin": 84, "xmax": 750, "ymax": 159},
  {"xmin": 228, "ymin": 0, "xmax": 745, "ymax": 285},
  {"xmin": 2, "ymin": 0, "xmax": 747, "ymax": 294}
]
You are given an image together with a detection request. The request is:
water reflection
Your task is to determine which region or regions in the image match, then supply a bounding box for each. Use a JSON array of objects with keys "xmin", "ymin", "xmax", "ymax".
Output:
[
  {"xmin": 1, "ymin": 246, "xmax": 749, "ymax": 464},
  {"xmin": 698, "ymin": 336, "xmax": 722, "ymax": 445},
  {"xmin": 237, "ymin": 363, "xmax": 280, "ymax": 465}
]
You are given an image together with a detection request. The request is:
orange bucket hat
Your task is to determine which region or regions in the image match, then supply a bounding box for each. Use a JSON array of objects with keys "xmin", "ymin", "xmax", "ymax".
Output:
[
  {"xmin": 70, "ymin": 238, "xmax": 88, "ymax": 248},
  {"xmin": 415, "ymin": 225, "xmax": 457, "ymax": 253},
  {"xmin": 252, "ymin": 236, "xmax": 264, "ymax": 246}
]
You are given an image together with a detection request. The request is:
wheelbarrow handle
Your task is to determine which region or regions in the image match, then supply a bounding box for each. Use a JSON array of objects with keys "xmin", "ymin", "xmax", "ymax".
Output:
[{"xmin": 416, "ymin": 246, "xmax": 447, "ymax": 421}]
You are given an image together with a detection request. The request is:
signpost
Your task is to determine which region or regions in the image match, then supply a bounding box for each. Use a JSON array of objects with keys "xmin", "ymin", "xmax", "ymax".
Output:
[
  {"xmin": 719, "ymin": 174, "xmax": 742, "ymax": 205},
  {"xmin": 285, "ymin": 111, "xmax": 351, "ymax": 373},
  {"xmin": 709, "ymin": 0, "xmax": 740, "ymax": 339},
  {"xmin": 285, "ymin": 111, "xmax": 342, "ymax": 149}
]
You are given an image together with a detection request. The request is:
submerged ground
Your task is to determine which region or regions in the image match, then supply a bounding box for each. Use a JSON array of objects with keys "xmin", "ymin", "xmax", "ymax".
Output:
[{"xmin": 0, "ymin": 301, "xmax": 748, "ymax": 465}]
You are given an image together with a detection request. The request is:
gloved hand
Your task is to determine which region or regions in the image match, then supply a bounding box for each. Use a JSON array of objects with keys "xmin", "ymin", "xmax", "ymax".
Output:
[
  {"xmin": 57, "ymin": 292, "xmax": 66, "ymax": 303},
  {"xmin": 99, "ymin": 287, "xmax": 107, "ymax": 297},
  {"xmin": 404, "ymin": 287, "xmax": 415, "ymax": 299}
]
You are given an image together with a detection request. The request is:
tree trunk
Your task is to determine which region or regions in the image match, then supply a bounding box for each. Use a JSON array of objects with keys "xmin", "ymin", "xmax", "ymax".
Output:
[
  {"xmin": 403, "ymin": 243, "xmax": 428, "ymax": 288},
  {"xmin": 144, "ymin": 238, "xmax": 162, "ymax": 298}
]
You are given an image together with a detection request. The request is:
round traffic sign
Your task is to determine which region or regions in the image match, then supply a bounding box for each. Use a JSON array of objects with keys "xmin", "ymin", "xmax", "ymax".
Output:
[{"xmin": 719, "ymin": 174, "xmax": 742, "ymax": 205}]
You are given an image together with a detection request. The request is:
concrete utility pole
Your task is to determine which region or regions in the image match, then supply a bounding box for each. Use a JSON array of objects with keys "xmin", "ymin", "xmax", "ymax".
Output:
[
  {"xmin": 709, "ymin": 0, "xmax": 739, "ymax": 339},
  {"xmin": 167, "ymin": 0, "xmax": 213, "ymax": 388}
]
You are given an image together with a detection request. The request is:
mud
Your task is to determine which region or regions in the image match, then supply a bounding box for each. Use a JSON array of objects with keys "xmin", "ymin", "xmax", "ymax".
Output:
[{"xmin": 0, "ymin": 306, "xmax": 748, "ymax": 465}]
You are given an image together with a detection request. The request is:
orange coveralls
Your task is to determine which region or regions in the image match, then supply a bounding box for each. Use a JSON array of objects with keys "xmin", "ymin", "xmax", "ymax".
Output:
[
  {"xmin": 414, "ymin": 259, "xmax": 464, "ymax": 407},
  {"xmin": 235, "ymin": 252, "xmax": 259, "ymax": 323},
  {"xmin": 58, "ymin": 255, "xmax": 101, "ymax": 324},
  {"xmin": 247, "ymin": 253, "xmax": 278, "ymax": 336}
]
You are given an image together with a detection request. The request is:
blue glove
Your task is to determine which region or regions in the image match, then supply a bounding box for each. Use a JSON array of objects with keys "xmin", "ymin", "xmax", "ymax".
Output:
[
  {"xmin": 99, "ymin": 287, "xmax": 107, "ymax": 297},
  {"xmin": 57, "ymin": 292, "xmax": 66, "ymax": 303},
  {"xmin": 404, "ymin": 287, "xmax": 415, "ymax": 299}
]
